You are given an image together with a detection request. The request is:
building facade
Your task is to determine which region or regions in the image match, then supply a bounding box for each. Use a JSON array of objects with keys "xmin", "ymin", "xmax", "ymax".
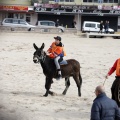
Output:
[
  {"xmin": 0, "ymin": 0, "xmax": 120, "ymax": 31},
  {"xmin": 33, "ymin": 0, "xmax": 119, "ymax": 31},
  {"xmin": 0, "ymin": 0, "xmax": 37, "ymax": 25}
]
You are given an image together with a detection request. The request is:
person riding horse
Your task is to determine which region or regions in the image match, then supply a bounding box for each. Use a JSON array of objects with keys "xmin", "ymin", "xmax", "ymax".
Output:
[
  {"xmin": 46, "ymin": 36, "xmax": 66, "ymax": 80},
  {"xmin": 105, "ymin": 58, "xmax": 120, "ymax": 106}
]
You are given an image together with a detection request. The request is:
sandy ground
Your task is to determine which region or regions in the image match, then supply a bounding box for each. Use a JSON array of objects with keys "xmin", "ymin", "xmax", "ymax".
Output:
[{"xmin": 0, "ymin": 32, "xmax": 120, "ymax": 120}]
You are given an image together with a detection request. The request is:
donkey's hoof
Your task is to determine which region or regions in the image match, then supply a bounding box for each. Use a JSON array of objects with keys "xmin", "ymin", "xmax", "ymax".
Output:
[
  {"xmin": 43, "ymin": 94, "xmax": 48, "ymax": 97},
  {"xmin": 62, "ymin": 91, "xmax": 66, "ymax": 95},
  {"xmin": 62, "ymin": 93, "xmax": 66, "ymax": 95}
]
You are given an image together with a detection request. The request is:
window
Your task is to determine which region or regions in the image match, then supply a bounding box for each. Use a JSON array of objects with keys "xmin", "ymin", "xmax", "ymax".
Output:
[
  {"xmin": 104, "ymin": 0, "xmax": 108, "ymax": 3},
  {"xmin": 26, "ymin": 14, "xmax": 31, "ymax": 23},
  {"xmin": 97, "ymin": 24, "xmax": 100, "ymax": 28},
  {"xmin": 114, "ymin": 0, "xmax": 118, "ymax": 3},
  {"xmin": 85, "ymin": 23, "xmax": 95, "ymax": 28},
  {"xmin": 14, "ymin": 14, "xmax": 18, "ymax": 19},
  {"xmin": 85, "ymin": 23, "xmax": 91, "ymax": 27},
  {"xmin": 8, "ymin": 13, "xmax": 13, "ymax": 18},
  {"xmin": 13, "ymin": 19, "xmax": 18, "ymax": 24},
  {"xmin": 19, "ymin": 20, "xmax": 26, "ymax": 25},
  {"xmin": 40, "ymin": 22, "xmax": 49, "ymax": 26},
  {"xmin": 83, "ymin": 0, "xmax": 118, "ymax": 3},
  {"xmin": 88, "ymin": 0, "xmax": 92, "ymax": 2},
  {"xmin": 20, "ymin": 14, "xmax": 24, "ymax": 19},
  {"xmin": 48, "ymin": 22, "xmax": 55, "ymax": 26},
  {"xmin": 91, "ymin": 24, "xmax": 95, "ymax": 28},
  {"xmin": 59, "ymin": 0, "xmax": 74, "ymax": 1},
  {"xmin": 5, "ymin": 19, "xmax": 12, "ymax": 23},
  {"xmin": 109, "ymin": 0, "xmax": 113, "ymax": 2},
  {"xmin": 94, "ymin": 0, "xmax": 98, "ymax": 2}
]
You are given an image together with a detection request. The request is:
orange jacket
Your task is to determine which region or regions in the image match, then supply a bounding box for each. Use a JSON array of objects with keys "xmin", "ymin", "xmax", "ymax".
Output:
[
  {"xmin": 47, "ymin": 42, "xmax": 64, "ymax": 58},
  {"xmin": 47, "ymin": 42, "xmax": 65, "ymax": 58},
  {"xmin": 116, "ymin": 58, "xmax": 120, "ymax": 76}
]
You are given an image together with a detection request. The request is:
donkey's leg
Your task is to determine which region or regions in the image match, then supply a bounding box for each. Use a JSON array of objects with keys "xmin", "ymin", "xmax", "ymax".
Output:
[
  {"xmin": 73, "ymin": 73, "xmax": 81, "ymax": 97},
  {"xmin": 44, "ymin": 77, "xmax": 52, "ymax": 97},
  {"xmin": 79, "ymin": 72, "xmax": 82, "ymax": 96},
  {"xmin": 62, "ymin": 77, "xmax": 70, "ymax": 95}
]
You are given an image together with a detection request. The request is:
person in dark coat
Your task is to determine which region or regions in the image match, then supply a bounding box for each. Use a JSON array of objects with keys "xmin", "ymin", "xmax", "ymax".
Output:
[
  {"xmin": 98, "ymin": 21, "xmax": 104, "ymax": 33},
  {"xmin": 91, "ymin": 85, "xmax": 120, "ymax": 120},
  {"xmin": 104, "ymin": 20, "xmax": 109, "ymax": 34},
  {"xmin": 55, "ymin": 19, "xmax": 60, "ymax": 27}
]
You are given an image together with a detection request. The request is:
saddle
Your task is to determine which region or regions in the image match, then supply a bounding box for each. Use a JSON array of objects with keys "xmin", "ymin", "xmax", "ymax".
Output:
[{"xmin": 58, "ymin": 57, "xmax": 68, "ymax": 65}]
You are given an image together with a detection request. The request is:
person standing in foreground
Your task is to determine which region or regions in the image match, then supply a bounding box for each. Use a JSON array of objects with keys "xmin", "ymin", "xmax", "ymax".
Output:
[
  {"xmin": 105, "ymin": 58, "xmax": 120, "ymax": 105},
  {"xmin": 91, "ymin": 85, "xmax": 120, "ymax": 120},
  {"xmin": 47, "ymin": 36, "xmax": 66, "ymax": 80}
]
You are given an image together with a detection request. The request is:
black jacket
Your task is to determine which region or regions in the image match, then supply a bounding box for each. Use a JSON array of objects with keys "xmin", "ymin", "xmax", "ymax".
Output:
[{"xmin": 91, "ymin": 93, "xmax": 120, "ymax": 120}]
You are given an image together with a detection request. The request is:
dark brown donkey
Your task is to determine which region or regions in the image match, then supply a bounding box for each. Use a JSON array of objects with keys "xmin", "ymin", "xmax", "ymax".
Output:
[{"xmin": 33, "ymin": 43, "xmax": 82, "ymax": 97}]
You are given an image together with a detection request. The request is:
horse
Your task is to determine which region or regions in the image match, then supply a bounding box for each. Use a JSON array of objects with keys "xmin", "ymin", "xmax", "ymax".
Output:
[{"xmin": 33, "ymin": 43, "xmax": 82, "ymax": 97}]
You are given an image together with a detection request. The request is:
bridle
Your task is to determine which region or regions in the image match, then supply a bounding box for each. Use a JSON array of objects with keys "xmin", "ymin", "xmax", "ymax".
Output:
[{"xmin": 34, "ymin": 51, "xmax": 46, "ymax": 63}]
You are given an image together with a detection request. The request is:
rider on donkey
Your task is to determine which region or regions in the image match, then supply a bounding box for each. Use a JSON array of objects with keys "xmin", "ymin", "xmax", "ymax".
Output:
[
  {"xmin": 46, "ymin": 36, "xmax": 66, "ymax": 80},
  {"xmin": 105, "ymin": 58, "xmax": 120, "ymax": 105}
]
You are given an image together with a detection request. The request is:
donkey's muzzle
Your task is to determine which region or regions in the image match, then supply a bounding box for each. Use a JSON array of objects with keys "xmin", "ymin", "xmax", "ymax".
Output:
[{"xmin": 33, "ymin": 57, "xmax": 38, "ymax": 63}]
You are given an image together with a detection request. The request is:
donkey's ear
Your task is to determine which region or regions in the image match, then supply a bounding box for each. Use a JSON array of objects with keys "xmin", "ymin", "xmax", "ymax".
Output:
[
  {"xmin": 41, "ymin": 43, "xmax": 45, "ymax": 50},
  {"xmin": 33, "ymin": 43, "xmax": 38, "ymax": 50}
]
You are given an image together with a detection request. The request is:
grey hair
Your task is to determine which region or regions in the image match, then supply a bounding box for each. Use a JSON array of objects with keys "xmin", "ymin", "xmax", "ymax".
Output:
[{"xmin": 96, "ymin": 85, "xmax": 105, "ymax": 94}]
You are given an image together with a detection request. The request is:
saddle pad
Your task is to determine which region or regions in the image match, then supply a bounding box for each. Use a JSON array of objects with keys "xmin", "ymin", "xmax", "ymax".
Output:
[{"xmin": 60, "ymin": 60, "xmax": 68, "ymax": 65}]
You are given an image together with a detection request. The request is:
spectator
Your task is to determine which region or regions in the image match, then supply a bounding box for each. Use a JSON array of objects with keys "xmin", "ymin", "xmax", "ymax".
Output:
[
  {"xmin": 104, "ymin": 20, "xmax": 109, "ymax": 34},
  {"xmin": 91, "ymin": 85, "xmax": 120, "ymax": 120},
  {"xmin": 72, "ymin": 20, "xmax": 76, "ymax": 28},
  {"xmin": 105, "ymin": 58, "xmax": 120, "ymax": 106},
  {"xmin": 55, "ymin": 19, "xmax": 60, "ymax": 27},
  {"xmin": 98, "ymin": 21, "xmax": 103, "ymax": 34}
]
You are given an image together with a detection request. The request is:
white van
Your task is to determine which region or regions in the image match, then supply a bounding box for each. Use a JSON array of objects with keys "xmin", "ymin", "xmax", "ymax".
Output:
[{"xmin": 82, "ymin": 21, "xmax": 114, "ymax": 34}]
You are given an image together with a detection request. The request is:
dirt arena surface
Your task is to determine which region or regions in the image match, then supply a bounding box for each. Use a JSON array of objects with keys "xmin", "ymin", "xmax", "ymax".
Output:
[{"xmin": 0, "ymin": 32, "xmax": 120, "ymax": 120}]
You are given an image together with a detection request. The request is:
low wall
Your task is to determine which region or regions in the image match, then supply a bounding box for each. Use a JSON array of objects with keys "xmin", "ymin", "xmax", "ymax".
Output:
[{"xmin": 0, "ymin": 26, "xmax": 77, "ymax": 34}]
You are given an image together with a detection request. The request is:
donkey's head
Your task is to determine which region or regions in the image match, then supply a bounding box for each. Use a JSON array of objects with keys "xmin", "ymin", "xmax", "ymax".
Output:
[{"xmin": 33, "ymin": 43, "xmax": 45, "ymax": 63}]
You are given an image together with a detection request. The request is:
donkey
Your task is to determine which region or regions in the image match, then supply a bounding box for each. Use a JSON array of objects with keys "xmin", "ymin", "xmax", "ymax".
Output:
[{"xmin": 33, "ymin": 43, "xmax": 82, "ymax": 97}]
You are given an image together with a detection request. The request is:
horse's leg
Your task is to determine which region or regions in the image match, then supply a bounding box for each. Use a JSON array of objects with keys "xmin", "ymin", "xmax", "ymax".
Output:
[
  {"xmin": 73, "ymin": 72, "xmax": 82, "ymax": 97},
  {"xmin": 62, "ymin": 77, "xmax": 70, "ymax": 95},
  {"xmin": 44, "ymin": 77, "xmax": 52, "ymax": 97}
]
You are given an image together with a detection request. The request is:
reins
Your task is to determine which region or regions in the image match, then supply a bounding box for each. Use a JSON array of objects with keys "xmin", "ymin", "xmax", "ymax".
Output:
[{"xmin": 103, "ymin": 78, "xmax": 107, "ymax": 86}]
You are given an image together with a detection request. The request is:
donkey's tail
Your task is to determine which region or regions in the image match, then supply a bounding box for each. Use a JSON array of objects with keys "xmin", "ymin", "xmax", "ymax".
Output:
[{"xmin": 79, "ymin": 72, "xmax": 82, "ymax": 86}]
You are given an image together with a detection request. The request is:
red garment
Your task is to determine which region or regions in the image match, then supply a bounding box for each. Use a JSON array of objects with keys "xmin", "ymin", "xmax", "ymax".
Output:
[
  {"xmin": 108, "ymin": 59, "xmax": 118, "ymax": 76},
  {"xmin": 47, "ymin": 42, "xmax": 63, "ymax": 58}
]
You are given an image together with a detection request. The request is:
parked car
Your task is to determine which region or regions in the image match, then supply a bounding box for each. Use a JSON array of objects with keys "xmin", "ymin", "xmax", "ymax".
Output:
[
  {"xmin": 1, "ymin": 18, "xmax": 35, "ymax": 31},
  {"xmin": 82, "ymin": 21, "xmax": 114, "ymax": 34},
  {"xmin": 36, "ymin": 20, "xmax": 65, "ymax": 32}
]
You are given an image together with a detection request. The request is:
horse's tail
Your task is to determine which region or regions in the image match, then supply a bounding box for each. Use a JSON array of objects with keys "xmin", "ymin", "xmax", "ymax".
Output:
[{"xmin": 79, "ymin": 71, "xmax": 82, "ymax": 87}]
